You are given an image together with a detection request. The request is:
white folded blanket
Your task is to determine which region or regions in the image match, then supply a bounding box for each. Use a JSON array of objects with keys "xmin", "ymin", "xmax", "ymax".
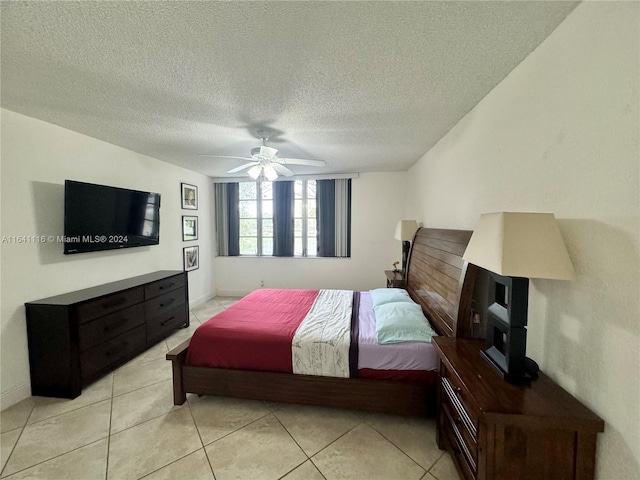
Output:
[{"xmin": 291, "ymin": 289, "xmax": 353, "ymax": 378}]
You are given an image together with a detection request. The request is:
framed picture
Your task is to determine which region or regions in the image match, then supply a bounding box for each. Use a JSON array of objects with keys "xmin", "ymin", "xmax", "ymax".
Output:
[
  {"xmin": 183, "ymin": 246, "xmax": 199, "ymax": 271},
  {"xmin": 181, "ymin": 183, "xmax": 198, "ymax": 210},
  {"xmin": 182, "ymin": 216, "xmax": 198, "ymax": 241}
]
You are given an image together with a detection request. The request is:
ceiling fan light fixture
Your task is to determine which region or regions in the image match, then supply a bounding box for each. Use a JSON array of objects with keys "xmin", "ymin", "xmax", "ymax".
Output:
[
  {"xmin": 251, "ymin": 146, "xmax": 278, "ymax": 158},
  {"xmin": 248, "ymin": 165, "xmax": 262, "ymax": 180},
  {"xmin": 263, "ymin": 164, "xmax": 278, "ymax": 181}
]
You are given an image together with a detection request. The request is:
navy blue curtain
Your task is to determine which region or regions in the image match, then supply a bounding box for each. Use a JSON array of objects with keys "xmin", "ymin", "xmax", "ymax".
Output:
[
  {"xmin": 273, "ymin": 181, "xmax": 294, "ymax": 256},
  {"xmin": 317, "ymin": 180, "xmax": 336, "ymax": 257},
  {"xmin": 226, "ymin": 183, "xmax": 240, "ymax": 256}
]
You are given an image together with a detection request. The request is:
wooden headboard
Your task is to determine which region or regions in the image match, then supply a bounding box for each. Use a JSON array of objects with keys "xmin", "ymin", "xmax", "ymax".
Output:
[{"xmin": 405, "ymin": 228, "xmax": 478, "ymax": 338}]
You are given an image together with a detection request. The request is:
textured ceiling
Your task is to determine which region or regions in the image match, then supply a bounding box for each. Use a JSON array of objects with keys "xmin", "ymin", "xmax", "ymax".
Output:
[{"xmin": 1, "ymin": 1, "xmax": 578, "ymax": 178}]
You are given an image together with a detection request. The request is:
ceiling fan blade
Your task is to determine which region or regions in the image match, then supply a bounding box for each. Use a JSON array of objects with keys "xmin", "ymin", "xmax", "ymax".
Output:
[
  {"xmin": 272, "ymin": 163, "xmax": 295, "ymax": 177},
  {"xmin": 279, "ymin": 158, "xmax": 326, "ymax": 167},
  {"xmin": 227, "ymin": 162, "xmax": 258, "ymax": 174},
  {"xmin": 197, "ymin": 155, "xmax": 253, "ymax": 161}
]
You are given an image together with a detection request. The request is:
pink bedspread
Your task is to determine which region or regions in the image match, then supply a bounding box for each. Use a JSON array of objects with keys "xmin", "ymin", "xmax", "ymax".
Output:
[
  {"xmin": 186, "ymin": 289, "xmax": 319, "ymax": 373},
  {"xmin": 187, "ymin": 288, "xmax": 439, "ymax": 383}
]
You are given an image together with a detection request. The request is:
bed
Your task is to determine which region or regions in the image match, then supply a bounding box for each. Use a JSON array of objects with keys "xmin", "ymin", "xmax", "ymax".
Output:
[{"xmin": 166, "ymin": 227, "xmax": 478, "ymax": 417}]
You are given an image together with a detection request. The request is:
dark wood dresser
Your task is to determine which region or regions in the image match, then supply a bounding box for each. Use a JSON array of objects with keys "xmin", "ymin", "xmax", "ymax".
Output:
[
  {"xmin": 25, "ymin": 270, "xmax": 189, "ymax": 399},
  {"xmin": 433, "ymin": 337, "xmax": 604, "ymax": 480}
]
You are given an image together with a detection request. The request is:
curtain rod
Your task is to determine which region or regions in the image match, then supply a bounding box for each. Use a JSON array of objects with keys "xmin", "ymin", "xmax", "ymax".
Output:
[{"xmin": 211, "ymin": 173, "xmax": 360, "ymax": 183}]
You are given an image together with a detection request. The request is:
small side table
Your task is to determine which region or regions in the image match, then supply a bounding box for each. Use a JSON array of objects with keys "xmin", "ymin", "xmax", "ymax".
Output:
[{"xmin": 384, "ymin": 270, "xmax": 405, "ymax": 288}]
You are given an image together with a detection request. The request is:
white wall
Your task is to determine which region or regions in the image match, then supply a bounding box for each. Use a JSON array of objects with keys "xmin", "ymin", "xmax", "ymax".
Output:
[
  {"xmin": 406, "ymin": 3, "xmax": 639, "ymax": 479},
  {"xmin": 213, "ymin": 172, "xmax": 408, "ymax": 295},
  {"xmin": 0, "ymin": 109, "xmax": 216, "ymax": 408}
]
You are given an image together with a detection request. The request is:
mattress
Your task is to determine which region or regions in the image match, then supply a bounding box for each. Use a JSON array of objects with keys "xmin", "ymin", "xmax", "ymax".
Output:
[{"xmin": 186, "ymin": 288, "xmax": 438, "ymax": 381}]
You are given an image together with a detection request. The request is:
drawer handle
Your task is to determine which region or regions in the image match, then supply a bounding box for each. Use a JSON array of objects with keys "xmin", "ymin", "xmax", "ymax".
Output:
[
  {"xmin": 102, "ymin": 298, "xmax": 126, "ymax": 309},
  {"xmin": 159, "ymin": 282, "xmax": 175, "ymax": 291},
  {"xmin": 160, "ymin": 316, "xmax": 176, "ymax": 327},
  {"xmin": 159, "ymin": 298, "xmax": 175, "ymax": 308},
  {"xmin": 104, "ymin": 318, "xmax": 128, "ymax": 332}
]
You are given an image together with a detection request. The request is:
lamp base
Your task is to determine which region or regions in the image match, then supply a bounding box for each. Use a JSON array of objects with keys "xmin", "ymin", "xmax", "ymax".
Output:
[{"xmin": 480, "ymin": 349, "xmax": 539, "ymax": 384}]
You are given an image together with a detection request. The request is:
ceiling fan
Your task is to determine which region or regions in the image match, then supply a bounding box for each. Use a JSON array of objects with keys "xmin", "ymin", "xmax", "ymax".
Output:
[{"xmin": 199, "ymin": 131, "xmax": 326, "ymax": 180}]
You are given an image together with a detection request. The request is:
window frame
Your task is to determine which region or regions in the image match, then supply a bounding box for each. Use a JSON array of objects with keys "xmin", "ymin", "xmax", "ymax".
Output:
[
  {"xmin": 238, "ymin": 180, "xmax": 316, "ymax": 257},
  {"xmin": 294, "ymin": 179, "xmax": 317, "ymax": 257}
]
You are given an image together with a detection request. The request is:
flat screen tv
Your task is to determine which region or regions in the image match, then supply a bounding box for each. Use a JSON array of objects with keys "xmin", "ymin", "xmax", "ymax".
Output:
[{"xmin": 64, "ymin": 180, "xmax": 161, "ymax": 254}]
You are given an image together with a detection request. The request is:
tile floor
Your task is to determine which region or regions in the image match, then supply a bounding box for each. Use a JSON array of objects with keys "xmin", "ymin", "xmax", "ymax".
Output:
[{"xmin": 0, "ymin": 297, "xmax": 459, "ymax": 480}]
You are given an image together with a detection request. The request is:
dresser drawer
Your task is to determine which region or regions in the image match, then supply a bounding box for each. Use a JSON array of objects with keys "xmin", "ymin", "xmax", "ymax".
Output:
[
  {"xmin": 442, "ymin": 374, "xmax": 478, "ymax": 442},
  {"xmin": 145, "ymin": 274, "xmax": 185, "ymax": 299},
  {"xmin": 146, "ymin": 305, "xmax": 188, "ymax": 343},
  {"xmin": 81, "ymin": 325, "xmax": 146, "ymax": 382},
  {"xmin": 79, "ymin": 304, "xmax": 145, "ymax": 352},
  {"xmin": 145, "ymin": 287, "xmax": 186, "ymax": 319},
  {"xmin": 441, "ymin": 412, "xmax": 476, "ymax": 480},
  {"xmin": 76, "ymin": 287, "xmax": 144, "ymax": 323},
  {"xmin": 442, "ymin": 394, "xmax": 477, "ymax": 470},
  {"xmin": 441, "ymin": 364, "xmax": 479, "ymax": 430}
]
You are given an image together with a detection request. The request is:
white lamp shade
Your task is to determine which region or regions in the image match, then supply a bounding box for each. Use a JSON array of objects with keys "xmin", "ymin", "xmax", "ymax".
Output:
[
  {"xmin": 394, "ymin": 220, "xmax": 419, "ymax": 242},
  {"xmin": 263, "ymin": 164, "xmax": 278, "ymax": 181},
  {"xmin": 247, "ymin": 165, "xmax": 262, "ymax": 179},
  {"xmin": 463, "ymin": 212, "xmax": 575, "ymax": 280}
]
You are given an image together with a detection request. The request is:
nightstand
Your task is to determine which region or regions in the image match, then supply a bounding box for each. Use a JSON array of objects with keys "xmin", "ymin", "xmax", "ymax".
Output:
[
  {"xmin": 384, "ymin": 270, "xmax": 405, "ymax": 288},
  {"xmin": 432, "ymin": 337, "xmax": 604, "ymax": 480}
]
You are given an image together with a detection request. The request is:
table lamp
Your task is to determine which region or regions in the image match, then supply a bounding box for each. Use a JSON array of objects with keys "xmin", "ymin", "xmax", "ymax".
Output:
[
  {"xmin": 394, "ymin": 220, "xmax": 418, "ymax": 275},
  {"xmin": 463, "ymin": 212, "xmax": 574, "ymax": 382}
]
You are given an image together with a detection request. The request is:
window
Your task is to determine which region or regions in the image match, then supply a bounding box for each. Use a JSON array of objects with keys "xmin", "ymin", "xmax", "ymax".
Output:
[
  {"xmin": 294, "ymin": 180, "xmax": 317, "ymax": 256},
  {"xmin": 238, "ymin": 182, "xmax": 273, "ymax": 255},
  {"xmin": 237, "ymin": 180, "xmax": 316, "ymax": 257},
  {"xmin": 216, "ymin": 178, "xmax": 350, "ymax": 258}
]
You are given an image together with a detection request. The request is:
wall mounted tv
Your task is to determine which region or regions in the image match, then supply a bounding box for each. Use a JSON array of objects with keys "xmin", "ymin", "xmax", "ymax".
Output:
[{"xmin": 64, "ymin": 180, "xmax": 161, "ymax": 254}]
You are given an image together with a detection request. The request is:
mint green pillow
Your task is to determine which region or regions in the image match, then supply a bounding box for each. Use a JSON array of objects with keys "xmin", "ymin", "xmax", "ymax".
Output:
[
  {"xmin": 374, "ymin": 302, "xmax": 436, "ymax": 344},
  {"xmin": 369, "ymin": 288, "xmax": 413, "ymax": 307}
]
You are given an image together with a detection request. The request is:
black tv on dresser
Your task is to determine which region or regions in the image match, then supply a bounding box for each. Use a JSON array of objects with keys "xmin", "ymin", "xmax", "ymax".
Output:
[{"xmin": 64, "ymin": 180, "xmax": 161, "ymax": 254}]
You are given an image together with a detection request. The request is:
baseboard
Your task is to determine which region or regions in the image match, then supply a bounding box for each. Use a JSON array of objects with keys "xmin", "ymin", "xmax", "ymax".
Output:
[
  {"xmin": 1, "ymin": 383, "xmax": 31, "ymax": 411},
  {"xmin": 214, "ymin": 289, "xmax": 251, "ymax": 298},
  {"xmin": 189, "ymin": 291, "xmax": 217, "ymax": 308}
]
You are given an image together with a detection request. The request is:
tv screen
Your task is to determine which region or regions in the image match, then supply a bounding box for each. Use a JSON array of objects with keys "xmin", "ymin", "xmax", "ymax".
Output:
[{"xmin": 64, "ymin": 180, "xmax": 161, "ymax": 254}]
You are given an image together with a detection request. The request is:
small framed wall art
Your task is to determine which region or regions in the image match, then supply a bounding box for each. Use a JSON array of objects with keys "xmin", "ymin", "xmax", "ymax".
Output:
[
  {"xmin": 182, "ymin": 216, "xmax": 198, "ymax": 241},
  {"xmin": 183, "ymin": 246, "xmax": 199, "ymax": 271},
  {"xmin": 181, "ymin": 183, "xmax": 198, "ymax": 210}
]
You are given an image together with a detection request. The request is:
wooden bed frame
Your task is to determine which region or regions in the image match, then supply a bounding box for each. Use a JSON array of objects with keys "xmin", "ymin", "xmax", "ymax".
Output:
[{"xmin": 167, "ymin": 227, "xmax": 478, "ymax": 417}]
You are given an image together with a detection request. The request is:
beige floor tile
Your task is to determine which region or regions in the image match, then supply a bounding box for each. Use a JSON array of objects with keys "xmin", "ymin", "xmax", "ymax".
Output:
[
  {"xmin": 2, "ymin": 400, "xmax": 111, "ymax": 477},
  {"xmin": 111, "ymin": 379, "xmax": 183, "ymax": 434},
  {"xmin": 191, "ymin": 303, "xmax": 225, "ymax": 323},
  {"xmin": 423, "ymin": 474, "xmax": 438, "ymax": 480},
  {"xmin": 107, "ymin": 407, "xmax": 201, "ymax": 480},
  {"xmin": 205, "ymin": 414, "xmax": 306, "ymax": 480},
  {"xmin": 2, "ymin": 439, "xmax": 108, "ymax": 480},
  {"xmin": 281, "ymin": 460, "xmax": 325, "ymax": 480},
  {"xmin": 143, "ymin": 449, "xmax": 214, "ymax": 480},
  {"xmin": 112, "ymin": 358, "xmax": 173, "ymax": 397},
  {"xmin": 189, "ymin": 395, "xmax": 271, "ymax": 446},
  {"xmin": 28, "ymin": 374, "xmax": 113, "ymax": 425},
  {"xmin": 0, "ymin": 399, "xmax": 35, "ymax": 434},
  {"xmin": 428, "ymin": 452, "xmax": 458, "ymax": 480},
  {"xmin": 274, "ymin": 404, "xmax": 360, "ymax": 456},
  {"xmin": 312, "ymin": 423, "xmax": 425, "ymax": 480},
  {"xmin": 215, "ymin": 297, "xmax": 241, "ymax": 307},
  {"xmin": 165, "ymin": 332, "xmax": 193, "ymax": 351},
  {"xmin": 1, "ymin": 429, "xmax": 21, "ymax": 472},
  {"xmin": 122, "ymin": 342, "xmax": 169, "ymax": 368},
  {"xmin": 364, "ymin": 413, "xmax": 442, "ymax": 470}
]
